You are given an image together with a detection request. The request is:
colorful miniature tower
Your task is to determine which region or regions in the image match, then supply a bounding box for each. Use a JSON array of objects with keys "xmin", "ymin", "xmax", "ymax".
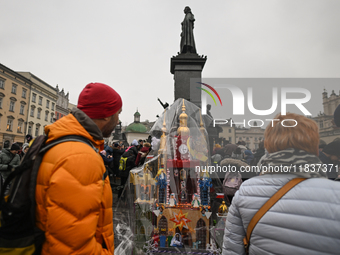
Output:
[{"xmin": 154, "ymin": 99, "xmax": 211, "ymax": 249}]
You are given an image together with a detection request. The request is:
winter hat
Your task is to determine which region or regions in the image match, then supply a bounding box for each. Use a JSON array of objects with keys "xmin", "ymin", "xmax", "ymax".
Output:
[
  {"xmin": 131, "ymin": 139, "xmax": 138, "ymax": 146},
  {"xmin": 100, "ymin": 150, "xmax": 106, "ymax": 156},
  {"xmin": 26, "ymin": 134, "xmax": 33, "ymax": 142},
  {"xmin": 10, "ymin": 143, "xmax": 20, "ymax": 151},
  {"xmin": 3, "ymin": 140, "xmax": 10, "ymax": 149},
  {"xmin": 22, "ymin": 143, "xmax": 29, "ymax": 151},
  {"xmin": 323, "ymin": 140, "xmax": 340, "ymax": 157},
  {"xmin": 114, "ymin": 143, "xmax": 119, "ymax": 147},
  {"xmin": 334, "ymin": 104, "xmax": 340, "ymax": 127},
  {"xmin": 77, "ymin": 83, "xmax": 122, "ymax": 119}
]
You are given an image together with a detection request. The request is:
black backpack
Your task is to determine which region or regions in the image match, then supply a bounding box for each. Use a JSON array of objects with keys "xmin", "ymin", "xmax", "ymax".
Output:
[
  {"xmin": 0, "ymin": 135, "xmax": 97, "ymax": 254},
  {"xmin": 118, "ymin": 147, "xmax": 137, "ymax": 176}
]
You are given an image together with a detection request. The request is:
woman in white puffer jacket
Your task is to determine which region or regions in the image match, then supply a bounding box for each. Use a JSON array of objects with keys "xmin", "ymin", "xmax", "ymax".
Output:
[{"xmin": 222, "ymin": 113, "xmax": 340, "ymax": 255}]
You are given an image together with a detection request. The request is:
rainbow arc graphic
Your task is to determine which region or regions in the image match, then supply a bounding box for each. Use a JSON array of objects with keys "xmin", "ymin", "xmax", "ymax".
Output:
[{"xmin": 197, "ymin": 82, "xmax": 223, "ymax": 106}]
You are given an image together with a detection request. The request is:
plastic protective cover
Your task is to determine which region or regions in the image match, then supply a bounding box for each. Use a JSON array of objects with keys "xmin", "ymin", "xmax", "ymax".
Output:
[{"xmin": 113, "ymin": 98, "xmax": 227, "ymax": 255}]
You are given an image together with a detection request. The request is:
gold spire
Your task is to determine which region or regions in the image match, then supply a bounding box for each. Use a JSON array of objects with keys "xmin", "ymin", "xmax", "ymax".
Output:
[
  {"xmin": 199, "ymin": 109, "xmax": 206, "ymax": 136},
  {"xmin": 159, "ymin": 111, "xmax": 167, "ymax": 152},
  {"xmin": 158, "ymin": 110, "xmax": 167, "ymax": 167},
  {"xmin": 177, "ymin": 99, "xmax": 190, "ymax": 136}
]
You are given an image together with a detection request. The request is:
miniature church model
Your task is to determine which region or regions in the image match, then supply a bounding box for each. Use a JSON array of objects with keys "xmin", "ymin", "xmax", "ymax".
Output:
[{"xmin": 155, "ymin": 99, "xmax": 212, "ymax": 249}]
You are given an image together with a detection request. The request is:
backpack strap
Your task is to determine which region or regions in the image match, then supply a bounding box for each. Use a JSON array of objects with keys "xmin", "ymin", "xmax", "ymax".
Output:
[
  {"xmin": 39, "ymin": 135, "xmax": 98, "ymax": 154},
  {"xmin": 243, "ymin": 177, "xmax": 306, "ymax": 254}
]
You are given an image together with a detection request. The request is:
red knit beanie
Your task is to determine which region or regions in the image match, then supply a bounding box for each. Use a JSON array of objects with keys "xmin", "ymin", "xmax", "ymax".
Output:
[{"xmin": 77, "ymin": 83, "xmax": 122, "ymax": 119}]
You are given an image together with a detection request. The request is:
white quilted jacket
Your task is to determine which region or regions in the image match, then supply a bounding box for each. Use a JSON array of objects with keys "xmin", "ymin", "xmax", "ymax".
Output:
[{"xmin": 222, "ymin": 174, "xmax": 340, "ymax": 255}]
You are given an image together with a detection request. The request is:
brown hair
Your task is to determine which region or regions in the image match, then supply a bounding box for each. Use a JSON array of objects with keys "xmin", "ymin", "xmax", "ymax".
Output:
[
  {"xmin": 143, "ymin": 142, "xmax": 151, "ymax": 148},
  {"xmin": 264, "ymin": 113, "xmax": 319, "ymax": 156}
]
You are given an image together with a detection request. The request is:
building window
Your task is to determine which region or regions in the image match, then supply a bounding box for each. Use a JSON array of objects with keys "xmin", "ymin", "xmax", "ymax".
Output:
[
  {"xmin": 38, "ymin": 96, "xmax": 42, "ymax": 105},
  {"xmin": 0, "ymin": 97, "xmax": 2, "ymax": 109},
  {"xmin": 28, "ymin": 125, "xmax": 32, "ymax": 135},
  {"xmin": 229, "ymin": 137, "xmax": 232, "ymax": 142},
  {"xmin": 320, "ymin": 121, "xmax": 324, "ymax": 129},
  {"xmin": 46, "ymin": 100, "xmax": 50, "ymax": 109},
  {"xmin": 11, "ymin": 84, "xmax": 17, "ymax": 94},
  {"xmin": 6, "ymin": 118, "xmax": 13, "ymax": 131},
  {"xmin": 50, "ymin": 113, "xmax": 54, "ymax": 123},
  {"xmin": 229, "ymin": 129, "xmax": 231, "ymax": 133},
  {"xmin": 52, "ymin": 102, "xmax": 55, "ymax": 111},
  {"xmin": 20, "ymin": 104, "xmax": 25, "ymax": 115},
  {"xmin": 0, "ymin": 79, "xmax": 4, "ymax": 89},
  {"xmin": 45, "ymin": 111, "xmax": 49, "ymax": 121},
  {"xmin": 22, "ymin": 88, "xmax": 27, "ymax": 98},
  {"xmin": 17, "ymin": 121, "xmax": 23, "ymax": 133},
  {"xmin": 9, "ymin": 101, "xmax": 15, "ymax": 112},
  {"xmin": 37, "ymin": 108, "xmax": 41, "ymax": 119},
  {"xmin": 35, "ymin": 125, "xmax": 40, "ymax": 136},
  {"xmin": 30, "ymin": 106, "xmax": 35, "ymax": 117},
  {"xmin": 32, "ymin": 93, "xmax": 36, "ymax": 103}
]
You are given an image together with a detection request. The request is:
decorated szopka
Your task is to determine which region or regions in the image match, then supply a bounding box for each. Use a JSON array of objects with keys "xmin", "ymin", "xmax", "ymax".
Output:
[{"xmin": 130, "ymin": 98, "xmax": 223, "ymax": 251}]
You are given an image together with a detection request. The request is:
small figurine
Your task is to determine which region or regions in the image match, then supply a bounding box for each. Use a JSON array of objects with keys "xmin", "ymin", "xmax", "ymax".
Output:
[
  {"xmin": 200, "ymin": 206, "xmax": 206, "ymax": 217},
  {"xmin": 152, "ymin": 229, "xmax": 160, "ymax": 248},
  {"xmin": 217, "ymin": 201, "xmax": 228, "ymax": 217},
  {"xmin": 159, "ymin": 233, "xmax": 167, "ymax": 248},
  {"xmin": 191, "ymin": 193, "xmax": 200, "ymax": 208},
  {"xmin": 168, "ymin": 193, "xmax": 177, "ymax": 207},
  {"xmin": 193, "ymin": 240, "xmax": 201, "ymax": 249},
  {"xmin": 170, "ymin": 233, "xmax": 183, "ymax": 247},
  {"xmin": 159, "ymin": 204, "xmax": 164, "ymax": 215},
  {"xmin": 200, "ymin": 205, "xmax": 209, "ymax": 217}
]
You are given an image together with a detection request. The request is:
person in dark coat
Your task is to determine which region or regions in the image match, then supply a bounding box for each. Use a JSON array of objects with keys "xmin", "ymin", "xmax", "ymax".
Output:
[
  {"xmin": 135, "ymin": 142, "xmax": 151, "ymax": 166},
  {"xmin": 319, "ymin": 140, "xmax": 340, "ymax": 179},
  {"xmin": 100, "ymin": 150, "xmax": 114, "ymax": 177},
  {"xmin": 253, "ymin": 141, "xmax": 265, "ymax": 165},
  {"xmin": 0, "ymin": 143, "xmax": 21, "ymax": 182},
  {"xmin": 243, "ymin": 149, "xmax": 254, "ymax": 165},
  {"xmin": 118, "ymin": 141, "xmax": 138, "ymax": 198},
  {"xmin": 111, "ymin": 143, "xmax": 124, "ymax": 176}
]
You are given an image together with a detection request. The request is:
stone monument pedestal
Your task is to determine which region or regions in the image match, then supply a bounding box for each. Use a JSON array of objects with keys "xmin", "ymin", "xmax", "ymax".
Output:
[{"xmin": 170, "ymin": 53, "xmax": 207, "ymax": 108}]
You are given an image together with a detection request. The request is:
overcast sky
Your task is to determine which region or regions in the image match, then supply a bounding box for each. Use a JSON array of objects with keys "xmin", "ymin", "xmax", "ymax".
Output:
[{"xmin": 2, "ymin": 0, "xmax": 340, "ymax": 126}]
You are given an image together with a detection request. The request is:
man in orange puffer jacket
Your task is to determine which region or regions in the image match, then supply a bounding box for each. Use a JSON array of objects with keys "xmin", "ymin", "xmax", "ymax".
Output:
[{"xmin": 35, "ymin": 83, "xmax": 122, "ymax": 254}]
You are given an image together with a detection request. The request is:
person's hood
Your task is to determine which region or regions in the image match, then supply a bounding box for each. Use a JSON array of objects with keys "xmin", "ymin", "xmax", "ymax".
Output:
[
  {"xmin": 2, "ymin": 148, "xmax": 12, "ymax": 156},
  {"xmin": 44, "ymin": 108, "xmax": 104, "ymax": 150}
]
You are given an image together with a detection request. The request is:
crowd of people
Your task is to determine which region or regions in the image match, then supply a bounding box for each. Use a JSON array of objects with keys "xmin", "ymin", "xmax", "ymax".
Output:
[{"xmin": 100, "ymin": 138, "xmax": 152, "ymax": 197}]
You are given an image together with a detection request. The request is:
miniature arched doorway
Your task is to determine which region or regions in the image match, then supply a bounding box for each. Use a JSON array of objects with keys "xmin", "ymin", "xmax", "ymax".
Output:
[
  {"xmin": 182, "ymin": 227, "xmax": 192, "ymax": 247},
  {"xmin": 196, "ymin": 218, "xmax": 206, "ymax": 249},
  {"xmin": 158, "ymin": 216, "xmax": 168, "ymax": 235}
]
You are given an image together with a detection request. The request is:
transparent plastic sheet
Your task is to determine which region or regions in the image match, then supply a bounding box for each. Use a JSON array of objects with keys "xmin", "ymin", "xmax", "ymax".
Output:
[{"xmin": 114, "ymin": 99, "xmax": 226, "ymax": 255}]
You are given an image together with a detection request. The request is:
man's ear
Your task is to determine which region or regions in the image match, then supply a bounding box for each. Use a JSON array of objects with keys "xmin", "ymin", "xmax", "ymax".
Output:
[{"xmin": 102, "ymin": 116, "xmax": 110, "ymax": 121}]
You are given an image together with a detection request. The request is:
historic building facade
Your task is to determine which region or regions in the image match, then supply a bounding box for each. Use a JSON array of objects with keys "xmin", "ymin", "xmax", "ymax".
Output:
[
  {"xmin": 55, "ymin": 85, "xmax": 69, "ymax": 120},
  {"xmin": 0, "ymin": 64, "xmax": 32, "ymax": 147},
  {"xmin": 313, "ymin": 89, "xmax": 340, "ymax": 143},
  {"xmin": 235, "ymin": 122, "xmax": 265, "ymax": 151},
  {"xmin": 18, "ymin": 72, "xmax": 58, "ymax": 137}
]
